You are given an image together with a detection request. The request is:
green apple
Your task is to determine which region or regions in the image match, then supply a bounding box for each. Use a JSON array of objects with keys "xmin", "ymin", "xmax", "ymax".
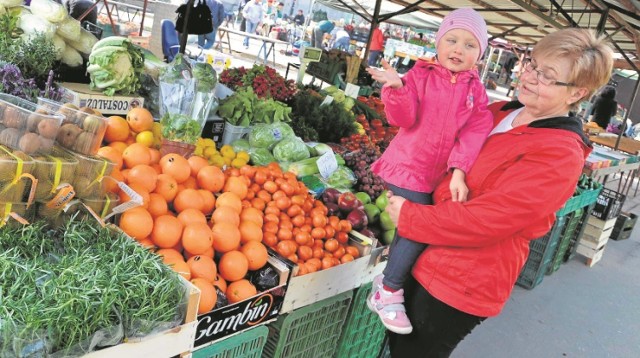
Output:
[
  {"xmin": 375, "ymin": 190, "xmax": 389, "ymax": 211},
  {"xmin": 355, "ymin": 191, "xmax": 371, "ymax": 205},
  {"xmin": 363, "ymin": 203, "xmax": 381, "ymax": 223},
  {"xmin": 382, "ymin": 229, "xmax": 396, "ymax": 245},
  {"xmin": 380, "ymin": 211, "xmax": 396, "ymax": 231}
]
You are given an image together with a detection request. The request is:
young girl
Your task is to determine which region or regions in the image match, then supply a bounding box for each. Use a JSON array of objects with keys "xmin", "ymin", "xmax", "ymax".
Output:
[{"xmin": 365, "ymin": 8, "xmax": 493, "ymax": 334}]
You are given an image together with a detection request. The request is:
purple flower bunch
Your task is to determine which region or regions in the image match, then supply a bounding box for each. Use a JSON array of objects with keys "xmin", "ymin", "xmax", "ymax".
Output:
[{"xmin": 0, "ymin": 63, "xmax": 63, "ymax": 102}]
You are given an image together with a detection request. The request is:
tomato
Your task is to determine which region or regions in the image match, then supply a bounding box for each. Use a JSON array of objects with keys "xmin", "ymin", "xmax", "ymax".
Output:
[{"xmin": 324, "ymin": 238, "xmax": 339, "ymax": 252}]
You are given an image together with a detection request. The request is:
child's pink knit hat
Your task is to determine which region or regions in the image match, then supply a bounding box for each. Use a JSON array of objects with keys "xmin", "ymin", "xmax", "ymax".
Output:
[{"xmin": 435, "ymin": 8, "xmax": 488, "ymax": 60}]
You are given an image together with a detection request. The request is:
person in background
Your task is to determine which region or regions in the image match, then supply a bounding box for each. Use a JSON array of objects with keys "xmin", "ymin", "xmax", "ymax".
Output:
[
  {"xmin": 198, "ymin": 0, "xmax": 226, "ymax": 49},
  {"xmin": 312, "ymin": 19, "xmax": 335, "ymax": 49},
  {"xmin": 365, "ymin": 8, "xmax": 493, "ymax": 334},
  {"xmin": 238, "ymin": 0, "xmax": 251, "ymax": 31},
  {"xmin": 383, "ymin": 27, "xmax": 613, "ymax": 356},
  {"xmin": 590, "ymin": 85, "xmax": 618, "ymax": 129},
  {"xmin": 56, "ymin": 0, "xmax": 97, "ymax": 25},
  {"xmin": 276, "ymin": 2, "xmax": 285, "ymax": 20},
  {"xmin": 505, "ymin": 59, "xmax": 521, "ymax": 98},
  {"xmin": 293, "ymin": 9, "xmax": 305, "ymax": 26},
  {"xmin": 242, "ymin": 0, "xmax": 263, "ymax": 48},
  {"xmin": 331, "ymin": 27, "xmax": 351, "ymax": 51},
  {"xmin": 368, "ymin": 24, "xmax": 385, "ymax": 66}
]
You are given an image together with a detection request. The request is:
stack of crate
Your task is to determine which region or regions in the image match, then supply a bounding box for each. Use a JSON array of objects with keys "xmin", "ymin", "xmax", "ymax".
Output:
[{"xmin": 576, "ymin": 215, "xmax": 617, "ymax": 267}]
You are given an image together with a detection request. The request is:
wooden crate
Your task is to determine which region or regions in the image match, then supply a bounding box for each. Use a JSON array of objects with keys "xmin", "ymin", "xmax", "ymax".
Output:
[
  {"xmin": 582, "ymin": 224, "xmax": 613, "ymax": 243},
  {"xmin": 83, "ymin": 276, "xmax": 200, "ymax": 357},
  {"xmin": 586, "ymin": 215, "xmax": 617, "ymax": 231},
  {"xmin": 576, "ymin": 244, "xmax": 605, "ymax": 267}
]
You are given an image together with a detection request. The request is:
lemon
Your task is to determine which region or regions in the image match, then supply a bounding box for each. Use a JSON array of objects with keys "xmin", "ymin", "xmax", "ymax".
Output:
[
  {"xmin": 136, "ymin": 131, "xmax": 154, "ymax": 147},
  {"xmin": 236, "ymin": 151, "xmax": 250, "ymax": 162},
  {"xmin": 220, "ymin": 145, "xmax": 236, "ymax": 159},
  {"xmin": 203, "ymin": 138, "xmax": 216, "ymax": 148},
  {"xmin": 231, "ymin": 157, "xmax": 247, "ymax": 168},
  {"xmin": 203, "ymin": 146, "xmax": 218, "ymax": 158},
  {"xmin": 209, "ymin": 155, "xmax": 226, "ymax": 168},
  {"xmin": 223, "ymin": 156, "xmax": 233, "ymax": 166},
  {"xmin": 194, "ymin": 146, "xmax": 204, "ymax": 156}
]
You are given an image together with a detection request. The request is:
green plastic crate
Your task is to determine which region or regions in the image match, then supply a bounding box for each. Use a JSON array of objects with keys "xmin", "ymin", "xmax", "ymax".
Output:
[
  {"xmin": 263, "ymin": 290, "xmax": 352, "ymax": 358},
  {"xmin": 516, "ymin": 215, "xmax": 567, "ymax": 289},
  {"xmin": 547, "ymin": 208, "xmax": 585, "ymax": 275},
  {"xmin": 192, "ymin": 325, "xmax": 269, "ymax": 358},
  {"xmin": 564, "ymin": 203, "xmax": 596, "ymax": 262},
  {"xmin": 334, "ymin": 282, "xmax": 386, "ymax": 358}
]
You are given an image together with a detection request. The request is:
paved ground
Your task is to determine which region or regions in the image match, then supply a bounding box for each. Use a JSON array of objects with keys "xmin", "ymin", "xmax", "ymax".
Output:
[{"xmin": 217, "ymin": 38, "xmax": 640, "ymax": 357}]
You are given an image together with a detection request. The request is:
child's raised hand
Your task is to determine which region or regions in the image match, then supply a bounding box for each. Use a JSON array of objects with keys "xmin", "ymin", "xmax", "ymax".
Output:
[
  {"xmin": 450, "ymin": 169, "xmax": 469, "ymax": 202},
  {"xmin": 365, "ymin": 60, "xmax": 403, "ymax": 88}
]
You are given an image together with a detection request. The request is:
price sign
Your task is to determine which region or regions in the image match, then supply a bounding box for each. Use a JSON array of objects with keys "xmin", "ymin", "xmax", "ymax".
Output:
[
  {"xmin": 320, "ymin": 95, "xmax": 334, "ymax": 106},
  {"xmin": 345, "ymin": 83, "xmax": 360, "ymax": 99},
  {"xmin": 317, "ymin": 150, "xmax": 338, "ymax": 179}
]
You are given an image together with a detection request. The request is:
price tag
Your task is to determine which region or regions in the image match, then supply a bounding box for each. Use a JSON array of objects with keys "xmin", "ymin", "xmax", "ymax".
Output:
[
  {"xmin": 402, "ymin": 55, "xmax": 411, "ymax": 66},
  {"xmin": 320, "ymin": 95, "xmax": 334, "ymax": 107},
  {"xmin": 345, "ymin": 83, "xmax": 360, "ymax": 99},
  {"xmin": 317, "ymin": 150, "xmax": 338, "ymax": 179}
]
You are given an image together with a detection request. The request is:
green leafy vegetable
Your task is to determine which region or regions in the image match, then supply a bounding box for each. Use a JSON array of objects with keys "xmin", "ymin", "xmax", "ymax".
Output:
[
  {"xmin": 272, "ymin": 136, "xmax": 310, "ymax": 162},
  {"xmin": 161, "ymin": 113, "xmax": 202, "ymax": 144},
  {"xmin": 87, "ymin": 36, "xmax": 144, "ymax": 96}
]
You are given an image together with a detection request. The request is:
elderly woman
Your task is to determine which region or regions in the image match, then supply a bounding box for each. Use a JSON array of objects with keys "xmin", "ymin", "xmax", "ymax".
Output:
[{"xmin": 383, "ymin": 27, "xmax": 613, "ymax": 357}]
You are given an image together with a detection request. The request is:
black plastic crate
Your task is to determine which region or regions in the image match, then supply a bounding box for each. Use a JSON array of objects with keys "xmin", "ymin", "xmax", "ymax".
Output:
[
  {"xmin": 516, "ymin": 215, "xmax": 567, "ymax": 290},
  {"xmin": 591, "ymin": 188, "xmax": 625, "ymax": 221},
  {"xmin": 611, "ymin": 212, "xmax": 637, "ymax": 241}
]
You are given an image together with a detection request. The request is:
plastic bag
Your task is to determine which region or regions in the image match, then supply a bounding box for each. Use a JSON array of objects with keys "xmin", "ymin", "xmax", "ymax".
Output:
[
  {"xmin": 159, "ymin": 55, "xmax": 196, "ymax": 117},
  {"xmin": 324, "ymin": 166, "xmax": 357, "ymax": 190},
  {"xmin": 249, "ymin": 122, "xmax": 294, "ymax": 149},
  {"xmin": 272, "ymin": 136, "xmax": 310, "ymax": 162},
  {"xmin": 248, "ymin": 265, "xmax": 279, "ymax": 292},
  {"xmin": 248, "ymin": 147, "xmax": 276, "ymax": 166}
]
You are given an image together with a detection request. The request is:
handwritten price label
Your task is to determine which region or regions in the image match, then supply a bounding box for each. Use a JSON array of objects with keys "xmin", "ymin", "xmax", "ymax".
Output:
[
  {"xmin": 345, "ymin": 83, "xmax": 360, "ymax": 99},
  {"xmin": 317, "ymin": 150, "xmax": 338, "ymax": 179},
  {"xmin": 320, "ymin": 95, "xmax": 334, "ymax": 106}
]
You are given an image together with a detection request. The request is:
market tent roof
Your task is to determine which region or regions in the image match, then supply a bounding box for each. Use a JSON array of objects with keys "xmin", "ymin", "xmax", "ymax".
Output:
[
  {"xmin": 389, "ymin": 0, "xmax": 640, "ymax": 71},
  {"xmin": 315, "ymin": 0, "xmax": 441, "ymax": 30}
]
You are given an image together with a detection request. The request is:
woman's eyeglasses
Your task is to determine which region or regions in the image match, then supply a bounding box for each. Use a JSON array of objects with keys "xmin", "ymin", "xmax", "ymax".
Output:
[{"xmin": 522, "ymin": 59, "xmax": 575, "ymax": 87}]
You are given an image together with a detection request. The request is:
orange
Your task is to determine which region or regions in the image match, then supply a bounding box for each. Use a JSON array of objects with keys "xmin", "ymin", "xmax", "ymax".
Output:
[
  {"xmin": 97, "ymin": 146, "xmax": 123, "ymax": 170},
  {"xmin": 188, "ymin": 156, "xmax": 209, "ymax": 177},
  {"xmin": 186, "ymin": 255, "xmax": 217, "ymax": 283},
  {"xmin": 240, "ymin": 241, "xmax": 268, "ymax": 270},
  {"xmin": 211, "ymin": 222, "xmax": 241, "ymax": 253},
  {"xmin": 149, "ymin": 148, "xmax": 161, "ymax": 164},
  {"xmin": 198, "ymin": 190, "xmax": 216, "ymax": 215},
  {"xmin": 185, "ymin": 246, "xmax": 214, "ymax": 260},
  {"xmin": 108, "ymin": 141, "xmax": 128, "ymax": 153},
  {"xmin": 126, "ymin": 108, "xmax": 154, "ymax": 133},
  {"xmin": 156, "ymin": 248, "xmax": 184, "ymax": 262},
  {"xmin": 119, "ymin": 207, "xmax": 153, "ymax": 239},
  {"xmin": 197, "ymin": 166, "xmax": 225, "ymax": 192},
  {"xmin": 240, "ymin": 207, "xmax": 263, "ymax": 227},
  {"xmin": 127, "ymin": 164, "xmax": 158, "ymax": 192},
  {"xmin": 191, "ymin": 278, "xmax": 216, "ymax": 314},
  {"xmin": 215, "ymin": 192, "xmax": 242, "ymax": 213},
  {"xmin": 170, "ymin": 260, "xmax": 191, "ymax": 280},
  {"xmin": 211, "ymin": 206, "xmax": 240, "ymax": 226},
  {"xmin": 177, "ymin": 208, "xmax": 207, "ymax": 227},
  {"xmin": 148, "ymin": 193, "xmax": 169, "ymax": 218},
  {"xmin": 182, "ymin": 176, "xmax": 199, "ymax": 190},
  {"xmin": 104, "ymin": 116, "xmax": 130, "ymax": 143},
  {"xmin": 173, "ymin": 188, "xmax": 204, "ymax": 213},
  {"xmin": 154, "ymin": 174, "xmax": 179, "ymax": 202},
  {"xmin": 103, "ymin": 169, "xmax": 123, "ymax": 194},
  {"xmin": 122, "ymin": 143, "xmax": 151, "ymax": 169},
  {"xmin": 218, "ymin": 250, "xmax": 249, "ymax": 282},
  {"xmin": 239, "ymin": 221, "xmax": 263, "ymax": 244},
  {"xmin": 226, "ymin": 279, "xmax": 257, "ymax": 304},
  {"xmin": 160, "ymin": 153, "xmax": 191, "ymax": 183},
  {"xmin": 151, "ymin": 215, "xmax": 184, "ymax": 248},
  {"xmin": 182, "ymin": 222, "xmax": 214, "ymax": 255},
  {"xmin": 223, "ymin": 176, "xmax": 248, "ymax": 199}
]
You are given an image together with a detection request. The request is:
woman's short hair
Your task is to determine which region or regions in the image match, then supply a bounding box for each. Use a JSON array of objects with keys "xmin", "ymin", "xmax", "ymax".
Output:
[{"xmin": 532, "ymin": 28, "xmax": 613, "ymax": 101}]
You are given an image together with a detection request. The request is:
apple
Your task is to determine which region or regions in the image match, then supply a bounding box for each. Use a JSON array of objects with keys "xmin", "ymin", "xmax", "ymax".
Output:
[
  {"xmin": 382, "ymin": 229, "xmax": 396, "ymax": 245},
  {"xmin": 347, "ymin": 208, "xmax": 369, "ymax": 231},
  {"xmin": 380, "ymin": 211, "xmax": 396, "ymax": 231},
  {"xmin": 363, "ymin": 203, "xmax": 381, "ymax": 223},
  {"xmin": 375, "ymin": 190, "xmax": 389, "ymax": 211},
  {"xmin": 355, "ymin": 191, "xmax": 371, "ymax": 205}
]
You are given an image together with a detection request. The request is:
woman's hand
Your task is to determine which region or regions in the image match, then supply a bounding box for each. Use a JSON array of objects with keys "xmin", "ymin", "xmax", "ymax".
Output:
[
  {"xmin": 385, "ymin": 191, "xmax": 406, "ymax": 226},
  {"xmin": 450, "ymin": 168, "xmax": 469, "ymax": 202},
  {"xmin": 365, "ymin": 59, "xmax": 403, "ymax": 88}
]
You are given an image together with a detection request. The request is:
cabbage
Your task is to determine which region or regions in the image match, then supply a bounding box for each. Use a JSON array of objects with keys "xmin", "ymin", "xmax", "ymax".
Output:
[
  {"xmin": 325, "ymin": 166, "xmax": 357, "ymax": 190},
  {"xmin": 272, "ymin": 137, "xmax": 310, "ymax": 162},
  {"xmin": 249, "ymin": 147, "xmax": 276, "ymax": 166},
  {"xmin": 249, "ymin": 122, "xmax": 294, "ymax": 149},
  {"xmin": 18, "ymin": 14, "xmax": 56, "ymax": 39},
  {"xmin": 231, "ymin": 139, "xmax": 250, "ymax": 152},
  {"xmin": 67, "ymin": 28, "xmax": 98, "ymax": 55},
  {"xmin": 56, "ymin": 16, "xmax": 81, "ymax": 41},
  {"xmin": 30, "ymin": 0, "xmax": 67, "ymax": 23},
  {"xmin": 61, "ymin": 46, "xmax": 82, "ymax": 67},
  {"xmin": 0, "ymin": 0, "xmax": 23, "ymax": 7},
  {"xmin": 52, "ymin": 34, "xmax": 66, "ymax": 60},
  {"xmin": 87, "ymin": 36, "xmax": 144, "ymax": 96}
]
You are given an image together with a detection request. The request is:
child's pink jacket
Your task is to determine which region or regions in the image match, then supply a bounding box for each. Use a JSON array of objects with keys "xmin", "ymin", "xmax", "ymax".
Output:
[{"xmin": 371, "ymin": 59, "xmax": 493, "ymax": 193}]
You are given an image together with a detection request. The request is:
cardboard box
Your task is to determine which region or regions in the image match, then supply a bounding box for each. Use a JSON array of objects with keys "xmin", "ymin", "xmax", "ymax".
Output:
[
  {"xmin": 193, "ymin": 250, "xmax": 293, "ymax": 348},
  {"xmin": 59, "ymin": 82, "xmax": 145, "ymax": 116}
]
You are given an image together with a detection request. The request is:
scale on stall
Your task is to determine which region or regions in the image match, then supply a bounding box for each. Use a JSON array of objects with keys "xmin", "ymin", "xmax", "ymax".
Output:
[{"xmin": 297, "ymin": 46, "xmax": 323, "ymax": 84}]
